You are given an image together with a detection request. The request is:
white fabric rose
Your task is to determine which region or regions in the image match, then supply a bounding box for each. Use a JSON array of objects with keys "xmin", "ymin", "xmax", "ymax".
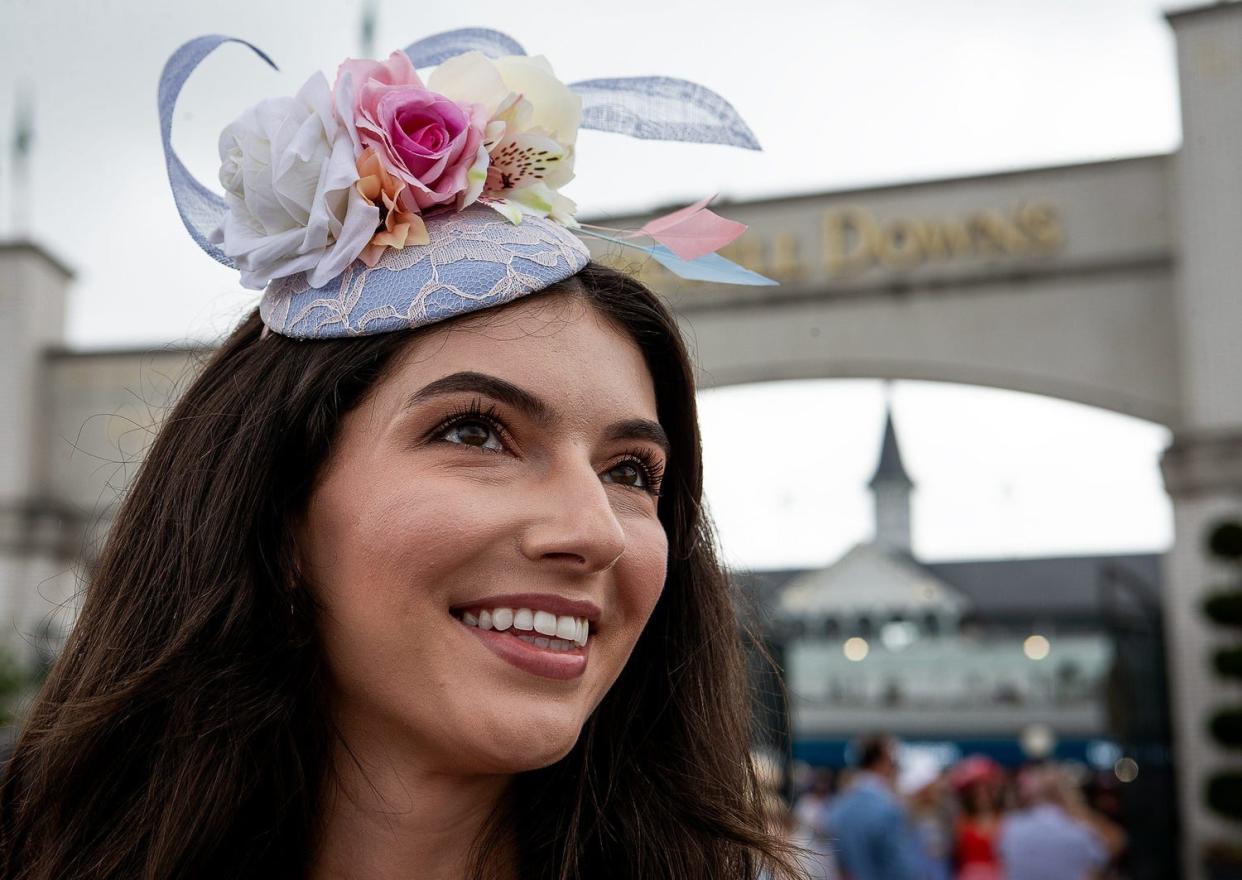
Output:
[{"xmin": 210, "ymin": 71, "xmax": 379, "ymax": 290}]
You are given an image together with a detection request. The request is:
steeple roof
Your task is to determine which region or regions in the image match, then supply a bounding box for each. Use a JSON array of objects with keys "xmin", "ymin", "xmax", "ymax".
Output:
[
  {"xmin": 867, "ymin": 405, "xmax": 913, "ymax": 488},
  {"xmin": 776, "ymin": 541, "xmax": 969, "ymax": 618}
]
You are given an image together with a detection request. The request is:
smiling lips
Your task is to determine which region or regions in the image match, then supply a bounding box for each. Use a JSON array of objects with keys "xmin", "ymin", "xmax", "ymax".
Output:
[
  {"xmin": 451, "ymin": 601, "xmax": 596, "ymax": 680},
  {"xmin": 457, "ymin": 606, "xmax": 589, "ymax": 648}
]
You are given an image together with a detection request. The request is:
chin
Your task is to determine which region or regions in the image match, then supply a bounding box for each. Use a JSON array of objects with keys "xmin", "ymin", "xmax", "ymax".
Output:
[{"xmin": 462, "ymin": 711, "xmax": 586, "ymax": 775}]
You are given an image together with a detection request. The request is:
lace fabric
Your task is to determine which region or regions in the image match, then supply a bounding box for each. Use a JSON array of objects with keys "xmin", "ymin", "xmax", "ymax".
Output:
[{"xmin": 259, "ymin": 205, "xmax": 592, "ymax": 339}]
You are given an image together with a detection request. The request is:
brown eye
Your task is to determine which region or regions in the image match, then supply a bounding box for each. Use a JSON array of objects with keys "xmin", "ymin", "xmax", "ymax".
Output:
[
  {"xmin": 441, "ymin": 419, "xmax": 503, "ymax": 452},
  {"xmin": 605, "ymin": 461, "xmax": 647, "ymax": 489}
]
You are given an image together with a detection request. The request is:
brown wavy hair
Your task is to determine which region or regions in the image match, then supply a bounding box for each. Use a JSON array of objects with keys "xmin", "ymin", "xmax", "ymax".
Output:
[{"xmin": 0, "ymin": 262, "xmax": 809, "ymax": 880}]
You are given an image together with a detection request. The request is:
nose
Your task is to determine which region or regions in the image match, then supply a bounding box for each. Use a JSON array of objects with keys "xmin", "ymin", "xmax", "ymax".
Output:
[{"xmin": 518, "ymin": 455, "xmax": 627, "ymax": 573}]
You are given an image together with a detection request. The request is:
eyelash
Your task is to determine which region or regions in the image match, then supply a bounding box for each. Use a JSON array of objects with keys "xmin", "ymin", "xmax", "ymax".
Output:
[
  {"xmin": 427, "ymin": 399, "xmax": 511, "ymax": 448},
  {"xmin": 426, "ymin": 399, "xmax": 665, "ymax": 498},
  {"xmin": 612, "ymin": 447, "xmax": 666, "ymax": 499}
]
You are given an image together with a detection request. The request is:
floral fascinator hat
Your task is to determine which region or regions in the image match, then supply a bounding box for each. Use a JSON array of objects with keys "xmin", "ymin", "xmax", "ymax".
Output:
[{"xmin": 159, "ymin": 28, "xmax": 774, "ymax": 340}]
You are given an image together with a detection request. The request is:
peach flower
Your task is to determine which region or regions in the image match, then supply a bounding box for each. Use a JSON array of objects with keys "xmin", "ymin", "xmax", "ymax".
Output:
[{"xmin": 354, "ymin": 145, "xmax": 430, "ymax": 267}]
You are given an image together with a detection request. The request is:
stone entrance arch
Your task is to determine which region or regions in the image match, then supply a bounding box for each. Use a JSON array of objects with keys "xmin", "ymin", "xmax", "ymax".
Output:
[
  {"xmin": 585, "ymin": 6, "xmax": 1242, "ymax": 875},
  {"xmin": 596, "ymin": 152, "xmax": 1181, "ymax": 425},
  {"xmin": 681, "ymin": 234, "xmax": 1179, "ymax": 425}
]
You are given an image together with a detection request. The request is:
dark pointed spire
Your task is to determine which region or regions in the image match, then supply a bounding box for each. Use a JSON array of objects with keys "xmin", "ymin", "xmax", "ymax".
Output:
[
  {"xmin": 359, "ymin": 0, "xmax": 378, "ymax": 58},
  {"xmin": 868, "ymin": 400, "xmax": 912, "ymax": 489},
  {"xmin": 9, "ymin": 84, "xmax": 34, "ymax": 236}
]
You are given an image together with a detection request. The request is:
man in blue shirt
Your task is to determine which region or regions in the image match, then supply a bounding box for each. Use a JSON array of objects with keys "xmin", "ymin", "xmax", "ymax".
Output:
[
  {"xmin": 998, "ymin": 765, "xmax": 1125, "ymax": 880},
  {"xmin": 824, "ymin": 735, "xmax": 929, "ymax": 880}
]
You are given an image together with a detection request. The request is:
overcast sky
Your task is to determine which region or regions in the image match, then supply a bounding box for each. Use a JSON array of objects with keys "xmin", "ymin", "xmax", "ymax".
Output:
[{"xmin": 1, "ymin": 0, "xmax": 1184, "ymax": 569}]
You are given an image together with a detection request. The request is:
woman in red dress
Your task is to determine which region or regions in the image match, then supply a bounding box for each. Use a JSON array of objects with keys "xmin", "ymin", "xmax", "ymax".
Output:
[{"xmin": 952, "ymin": 757, "xmax": 1006, "ymax": 880}]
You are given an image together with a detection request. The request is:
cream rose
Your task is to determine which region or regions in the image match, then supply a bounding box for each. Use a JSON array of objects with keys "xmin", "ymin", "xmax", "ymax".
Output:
[
  {"xmin": 428, "ymin": 52, "xmax": 581, "ymax": 224},
  {"xmin": 210, "ymin": 71, "xmax": 379, "ymax": 290}
]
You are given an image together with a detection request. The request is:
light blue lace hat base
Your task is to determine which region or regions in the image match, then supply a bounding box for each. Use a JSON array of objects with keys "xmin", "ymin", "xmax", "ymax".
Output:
[{"xmin": 259, "ymin": 204, "xmax": 592, "ymax": 339}]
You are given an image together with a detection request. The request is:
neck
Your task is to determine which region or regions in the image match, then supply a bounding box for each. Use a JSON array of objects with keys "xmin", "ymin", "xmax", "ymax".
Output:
[{"xmin": 311, "ymin": 725, "xmax": 517, "ymax": 880}]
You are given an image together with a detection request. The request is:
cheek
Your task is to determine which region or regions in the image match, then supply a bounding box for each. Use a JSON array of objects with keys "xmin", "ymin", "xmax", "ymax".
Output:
[
  {"xmin": 303, "ymin": 470, "xmax": 514, "ymax": 631},
  {"xmin": 303, "ymin": 469, "xmax": 529, "ymax": 740},
  {"xmin": 617, "ymin": 518, "xmax": 669, "ymax": 626}
]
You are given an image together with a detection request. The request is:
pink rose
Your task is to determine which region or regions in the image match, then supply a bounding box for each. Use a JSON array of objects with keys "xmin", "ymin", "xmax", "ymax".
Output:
[
  {"xmin": 334, "ymin": 51, "xmax": 489, "ymax": 214},
  {"xmin": 336, "ymin": 50, "xmax": 424, "ymax": 118}
]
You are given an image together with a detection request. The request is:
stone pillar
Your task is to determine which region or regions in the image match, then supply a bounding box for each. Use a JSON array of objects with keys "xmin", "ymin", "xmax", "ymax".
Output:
[
  {"xmin": 0, "ymin": 242, "xmax": 71, "ymax": 499},
  {"xmin": 0, "ymin": 242, "xmax": 72, "ymax": 669},
  {"xmin": 1162, "ymin": 6, "xmax": 1242, "ymax": 876},
  {"xmin": 1160, "ymin": 435, "xmax": 1242, "ymax": 878}
]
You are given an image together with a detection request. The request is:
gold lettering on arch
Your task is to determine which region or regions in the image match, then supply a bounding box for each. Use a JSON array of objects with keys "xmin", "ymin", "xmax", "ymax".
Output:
[
  {"xmin": 599, "ymin": 201, "xmax": 1064, "ymax": 285},
  {"xmin": 823, "ymin": 203, "xmax": 1063, "ymax": 277}
]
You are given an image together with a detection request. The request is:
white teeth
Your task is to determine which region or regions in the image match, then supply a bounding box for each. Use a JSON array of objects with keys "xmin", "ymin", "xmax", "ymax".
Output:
[
  {"xmin": 458, "ymin": 605, "xmax": 592, "ymax": 647},
  {"xmin": 517, "ymin": 634, "xmax": 576, "ymax": 651},
  {"xmin": 533, "ymin": 611, "xmax": 558, "ymax": 636}
]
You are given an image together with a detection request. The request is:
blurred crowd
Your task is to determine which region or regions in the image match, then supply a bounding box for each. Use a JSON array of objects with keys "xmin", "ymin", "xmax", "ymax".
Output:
[{"xmin": 759, "ymin": 735, "xmax": 1129, "ymax": 880}]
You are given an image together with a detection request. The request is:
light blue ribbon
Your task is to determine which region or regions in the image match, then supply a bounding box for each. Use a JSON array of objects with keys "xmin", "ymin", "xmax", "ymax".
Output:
[
  {"xmin": 401, "ymin": 29, "xmax": 760, "ymax": 150},
  {"xmin": 571, "ymin": 76, "xmax": 761, "ymax": 151},
  {"xmin": 158, "ymin": 34, "xmax": 277, "ymax": 268},
  {"xmin": 404, "ymin": 28, "xmax": 527, "ymax": 67}
]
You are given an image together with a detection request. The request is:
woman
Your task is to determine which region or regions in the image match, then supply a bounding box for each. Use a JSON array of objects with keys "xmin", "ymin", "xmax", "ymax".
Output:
[
  {"xmin": 0, "ymin": 262, "xmax": 812, "ymax": 879},
  {"xmin": 951, "ymin": 757, "xmax": 1005, "ymax": 880}
]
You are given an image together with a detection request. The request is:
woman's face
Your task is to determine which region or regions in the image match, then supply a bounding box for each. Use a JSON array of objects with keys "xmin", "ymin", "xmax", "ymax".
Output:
[{"xmin": 300, "ymin": 292, "xmax": 670, "ymax": 774}]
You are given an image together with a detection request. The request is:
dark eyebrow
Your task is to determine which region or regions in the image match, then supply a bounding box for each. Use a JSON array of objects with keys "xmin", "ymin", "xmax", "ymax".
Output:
[
  {"xmin": 405, "ymin": 371, "xmax": 552, "ymax": 424},
  {"xmin": 403, "ymin": 370, "xmax": 671, "ymax": 457},
  {"xmin": 605, "ymin": 419, "xmax": 671, "ymax": 458}
]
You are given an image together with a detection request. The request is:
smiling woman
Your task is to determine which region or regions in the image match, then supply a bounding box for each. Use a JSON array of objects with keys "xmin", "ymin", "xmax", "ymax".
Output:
[{"xmin": 0, "ymin": 264, "xmax": 812, "ymax": 880}]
